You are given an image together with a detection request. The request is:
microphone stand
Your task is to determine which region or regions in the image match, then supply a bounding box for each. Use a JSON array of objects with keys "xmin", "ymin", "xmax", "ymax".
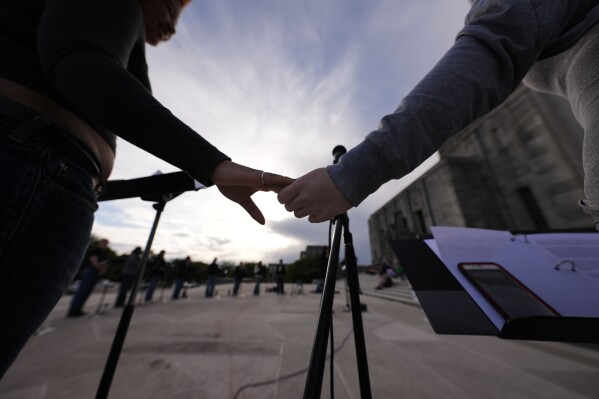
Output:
[
  {"xmin": 303, "ymin": 147, "xmax": 372, "ymax": 399},
  {"xmin": 94, "ymin": 172, "xmax": 200, "ymax": 399}
]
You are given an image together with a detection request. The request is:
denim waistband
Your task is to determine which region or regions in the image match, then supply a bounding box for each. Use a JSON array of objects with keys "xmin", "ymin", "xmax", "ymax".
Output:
[{"xmin": 0, "ymin": 96, "xmax": 105, "ymax": 195}]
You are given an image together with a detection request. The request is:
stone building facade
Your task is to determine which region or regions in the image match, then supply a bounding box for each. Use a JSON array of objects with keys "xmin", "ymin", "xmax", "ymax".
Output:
[{"xmin": 369, "ymin": 86, "xmax": 589, "ymax": 266}]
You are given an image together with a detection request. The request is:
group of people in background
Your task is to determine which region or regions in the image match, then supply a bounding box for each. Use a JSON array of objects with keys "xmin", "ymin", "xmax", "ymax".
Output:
[
  {"xmin": 224, "ymin": 260, "xmax": 282, "ymax": 297},
  {"xmin": 66, "ymin": 239, "xmax": 288, "ymax": 317}
]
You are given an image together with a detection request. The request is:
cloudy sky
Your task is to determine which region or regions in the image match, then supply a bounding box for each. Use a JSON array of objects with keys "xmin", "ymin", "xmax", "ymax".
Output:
[{"xmin": 92, "ymin": 0, "xmax": 472, "ymax": 265}]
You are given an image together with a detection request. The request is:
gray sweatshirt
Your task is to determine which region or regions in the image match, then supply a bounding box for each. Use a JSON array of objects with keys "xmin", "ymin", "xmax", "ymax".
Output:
[{"xmin": 328, "ymin": 0, "xmax": 599, "ymax": 207}]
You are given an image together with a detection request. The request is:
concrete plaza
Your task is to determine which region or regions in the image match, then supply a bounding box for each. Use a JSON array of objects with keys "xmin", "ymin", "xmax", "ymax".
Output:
[{"xmin": 1, "ymin": 281, "xmax": 598, "ymax": 398}]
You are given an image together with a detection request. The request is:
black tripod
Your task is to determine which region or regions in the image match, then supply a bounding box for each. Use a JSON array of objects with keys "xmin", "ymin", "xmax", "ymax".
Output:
[
  {"xmin": 93, "ymin": 172, "xmax": 200, "ymax": 399},
  {"xmin": 303, "ymin": 146, "xmax": 372, "ymax": 399}
]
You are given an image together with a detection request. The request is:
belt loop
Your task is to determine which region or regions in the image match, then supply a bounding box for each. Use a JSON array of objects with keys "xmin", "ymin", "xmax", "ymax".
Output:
[{"xmin": 8, "ymin": 114, "xmax": 53, "ymax": 143}]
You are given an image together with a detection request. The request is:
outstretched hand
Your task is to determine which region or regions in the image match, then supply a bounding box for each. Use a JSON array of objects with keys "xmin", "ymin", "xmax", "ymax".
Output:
[
  {"xmin": 277, "ymin": 168, "xmax": 352, "ymax": 223},
  {"xmin": 211, "ymin": 161, "xmax": 294, "ymax": 224}
]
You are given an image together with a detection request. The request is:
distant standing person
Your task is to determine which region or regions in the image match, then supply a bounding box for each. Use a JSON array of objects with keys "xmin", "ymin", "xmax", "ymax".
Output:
[
  {"xmin": 172, "ymin": 256, "xmax": 191, "ymax": 300},
  {"xmin": 144, "ymin": 250, "xmax": 166, "ymax": 303},
  {"xmin": 253, "ymin": 261, "xmax": 265, "ymax": 296},
  {"xmin": 205, "ymin": 258, "xmax": 218, "ymax": 298},
  {"xmin": 275, "ymin": 259, "xmax": 286, "ymax": 295},
  {"xmin": 232, "ymin": 262, "xmax": 244, "ymax": 297},
  {"xmin": 114, "ymin": 246, "xmax": 142, "ymax": 308},
  {"xmin": 67, "ymin": 239, "xmax": 110, "ymax": 317}
]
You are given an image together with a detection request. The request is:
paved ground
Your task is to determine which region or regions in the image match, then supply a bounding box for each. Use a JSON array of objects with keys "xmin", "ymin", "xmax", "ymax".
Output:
[{"xmin": 1, "ymin": 279, "xmax": 599, "ymax": 399}]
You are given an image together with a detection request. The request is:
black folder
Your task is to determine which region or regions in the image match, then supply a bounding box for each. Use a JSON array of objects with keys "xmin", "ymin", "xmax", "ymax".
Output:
[{"xmin": 390, "ymin": 238, "xmax": 599, "ymax": 343}]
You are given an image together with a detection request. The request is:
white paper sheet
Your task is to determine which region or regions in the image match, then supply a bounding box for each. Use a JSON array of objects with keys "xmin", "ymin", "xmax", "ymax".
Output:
[{"xmin": 430, "ymin": 227, "xmax": 599, "ymax": 330}]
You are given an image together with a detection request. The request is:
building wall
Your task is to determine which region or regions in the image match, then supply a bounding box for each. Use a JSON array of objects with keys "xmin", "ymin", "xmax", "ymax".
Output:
[
  {"xmin": 300, "ymin": 245, "xmax": 328, "ymax": 259},
  {"xmin": 369, "ymin": 86, "xmax": 588, "ymax": 266}
]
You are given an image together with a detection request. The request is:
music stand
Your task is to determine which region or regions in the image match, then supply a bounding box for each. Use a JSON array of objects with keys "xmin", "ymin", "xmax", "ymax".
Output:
[
  {"xmin": 94, "ymin": 172, "xmax": 201, "ymax": 399},
  {"xmin": 303, "ymin": 147, "xmax": 372, "ymax": 399}
]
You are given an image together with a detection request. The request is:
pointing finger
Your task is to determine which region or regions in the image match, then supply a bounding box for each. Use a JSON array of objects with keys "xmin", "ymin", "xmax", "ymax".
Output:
[{"xmin": 239, "ymin": 198, "xmax": 265, "ymax": 225}]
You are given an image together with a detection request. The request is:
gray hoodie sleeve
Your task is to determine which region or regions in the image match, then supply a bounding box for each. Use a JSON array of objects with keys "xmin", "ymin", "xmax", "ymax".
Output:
[{"xmin": 327, "ymin": 0, "xmax": 567, "ymax": 206}]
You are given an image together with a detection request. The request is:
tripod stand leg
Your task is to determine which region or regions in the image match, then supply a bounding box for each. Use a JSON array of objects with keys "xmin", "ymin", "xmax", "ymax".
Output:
[
  {"xmin": 303, "ymin": 217, "xmax": 343, "ymax": 399},
  {"xmin": 342, "ymin": 216, "xmax": 372, "ymax": 399},
  {"xmin": 96, "ymin": 200, "xmax": 166, "ymax": 399},
  {"xmin": 303, "ymin": 214, "xmax": 372, "ymax": 399}
]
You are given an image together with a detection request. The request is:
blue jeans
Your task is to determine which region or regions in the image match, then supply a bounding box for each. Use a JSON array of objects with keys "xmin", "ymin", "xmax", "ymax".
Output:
[
  {"xmin": 205, "ymin": 275, "xmax": 216, "ymax": 297},
  {"xmin": 276, "ymin": 276, "xmax": 285, "ymax": 294},
  {"xmin": 68, "ymin": 266, "xmax": 99, "ymax": 313},
  {"xmin": 232, "ymin": 278, "xmax": 241, "ymax": 296},
  {"xmin": 172, "ymin": 278, "xmax": 184, "ymax": 299},
  {"xmin": 115, "ymin": 273, "xmax": 137, "ymax": 307},
  {"xmin": 253, "ymin": 276, "xmax": 262, "ymax": 296},
  {"xmin": 145, "ymin": 274, "xmax": 161, "ymax": 302},
  {"xmin": 0, "ymin": 106, "xmax": 97, "ymax": 378}
]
